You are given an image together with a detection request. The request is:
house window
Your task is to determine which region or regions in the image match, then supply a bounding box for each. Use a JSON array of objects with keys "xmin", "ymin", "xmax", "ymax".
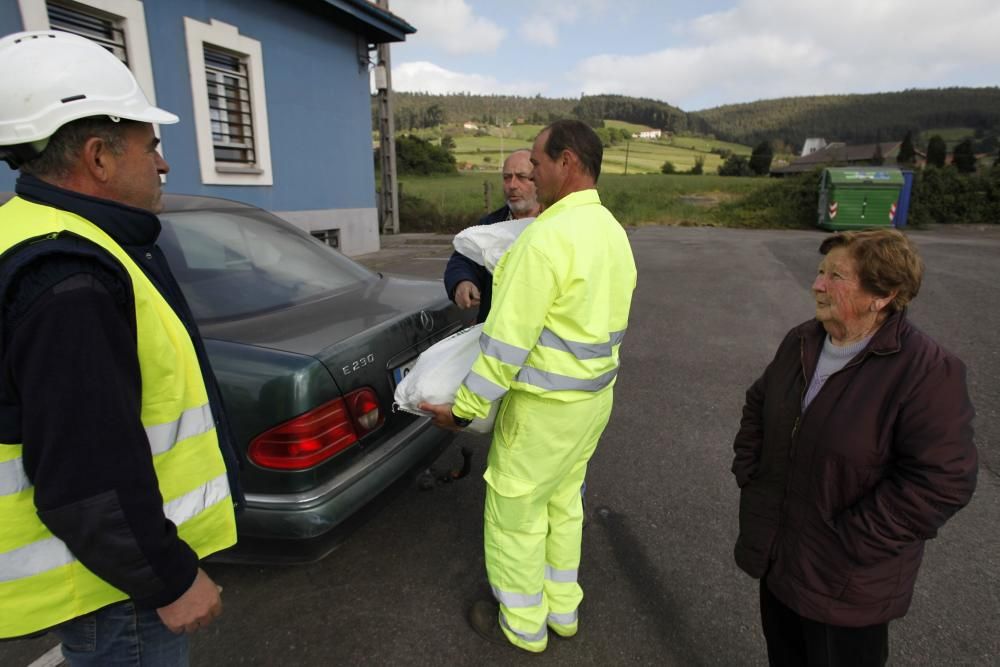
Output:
[
  {"xmin": 311, "ymin": 229, "xmax": 340, "ymax": 249},
  {"xmin": 184, "ymin": 18, "xmax": 273, "ymax": 186},
  {"xmin": 47, "ymin": 1, "xmax": 128, "ymax": 63},
  {"xmin": 204, "ymin": 46, "xmax": 256, "ymax": 166},
  {"xmin": 16, "ymin": 0, "xmax": 158, "ymax": 117}
]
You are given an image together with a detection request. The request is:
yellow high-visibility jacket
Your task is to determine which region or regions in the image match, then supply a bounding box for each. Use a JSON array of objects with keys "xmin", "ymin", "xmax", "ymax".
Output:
[
  {"xmin": 0, "ymin": 196, "xmax": 237, "ymax": 639},
  {"xmin": 453, "ymin": 189, "xmax": 637, "ymax": 419}
]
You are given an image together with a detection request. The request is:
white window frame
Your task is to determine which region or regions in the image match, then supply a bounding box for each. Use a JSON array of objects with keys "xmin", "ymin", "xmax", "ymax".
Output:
[
  {"xmin": 184, "ymin": 17, "xmax": 273, "ymax": 186},
  {"xmin": 18, "ymin": 0, "xmax": 157, "ymax": 114}
]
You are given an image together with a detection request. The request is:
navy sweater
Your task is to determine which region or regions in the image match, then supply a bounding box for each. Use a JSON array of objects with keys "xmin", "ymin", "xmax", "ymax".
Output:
[{"xmin": 443, "ymin": 205, "xmax": 511, "ymax": 323}]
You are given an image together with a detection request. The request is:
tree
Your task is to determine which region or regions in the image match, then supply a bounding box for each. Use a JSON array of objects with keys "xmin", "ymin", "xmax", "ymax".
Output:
[
  {"xmin": 661, "ymin": 160, "xmax": 676, "ymax": 174},
  {"xmin": 388, "ymin": 134, "xmax": 456, "ymax": 175},
  {"xmin": 898, "ymin": 130, "xmax": 916, "ymax": 165},
  {"xmin": 926, "ymin": 135, "xmax": 947, "ymax": 168},
  {"xmin": 749, "ymin": 141, "xmax": 774, "ymax": 175},
  {"xmin": 718, "ymin": 154, "xmax": 753, "ymax": 176},
  {"xmin": 690, "ymin": 155, "xmax": 705, "ymax": 175},
  {"xmin": 952, "ymin": 139, "xmax": 977, "ymax": 173},
  {"xmin": 440, "ymin": 135, "xmax": 456, "ymax": 152}
]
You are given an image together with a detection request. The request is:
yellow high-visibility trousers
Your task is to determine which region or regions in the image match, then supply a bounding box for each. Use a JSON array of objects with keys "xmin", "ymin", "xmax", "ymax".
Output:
[{"xmin": 482, "ymin": 388, "xmax": 613, "ymax": 652}]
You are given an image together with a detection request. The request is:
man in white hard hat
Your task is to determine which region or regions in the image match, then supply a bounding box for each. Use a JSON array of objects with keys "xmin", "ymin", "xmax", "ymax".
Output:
[{"xmin": 0, "ymin": 31, "xmax": 240, "ymax": 665}]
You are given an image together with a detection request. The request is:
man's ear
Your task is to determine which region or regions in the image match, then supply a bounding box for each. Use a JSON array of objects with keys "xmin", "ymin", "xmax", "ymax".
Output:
[
  {"xmin": 560, "ymin": 148, "xmax": 575, "ymax": 169},
  {"xmin": 79, "ymin": 136, "xmax": 112, "ymax": 183}
]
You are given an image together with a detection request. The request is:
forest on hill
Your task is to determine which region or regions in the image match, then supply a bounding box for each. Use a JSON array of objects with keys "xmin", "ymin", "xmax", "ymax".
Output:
[
  {"xmin": 694, "ymin": 88, "xmax": 1000, "ymax": 147},
  {"xmin": 386, "ymin": 88, "xmax": 1000, "ymax": 152}
]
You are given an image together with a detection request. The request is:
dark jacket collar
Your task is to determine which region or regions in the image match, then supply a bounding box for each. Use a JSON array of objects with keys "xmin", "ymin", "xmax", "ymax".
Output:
[
  {"xmin": 15, "ymin": 173, "xmax": 161, "ymax": 247},
  {"xmin": 797, "ymin": 309, "xmax": 909, "ymax": 384},
  {"xmin": 797, "ymin": 309, "xmax": 907, "ymax": 365}
]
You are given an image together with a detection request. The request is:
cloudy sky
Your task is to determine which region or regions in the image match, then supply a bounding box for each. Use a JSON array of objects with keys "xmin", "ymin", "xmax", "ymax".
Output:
[{"xmin": 385, "ymin": 0, "xmax": 1000, "ymax": 111}]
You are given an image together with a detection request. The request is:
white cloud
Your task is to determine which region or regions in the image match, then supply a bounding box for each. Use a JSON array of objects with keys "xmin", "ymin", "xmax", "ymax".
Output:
[
  {"xmin": 517, "ymin": 0, "xmax": 615, "ymax": 49},
  {"xmin": 569, "ymin": 0, "xmax": 1000, "ymax": 109},
  {"xmin": 392, "ymin": 61, "xmax": 549, "ymax": 96},
  {"xmin": 390, "ymin": 0, "xmax": 505, "ymax": 55}
]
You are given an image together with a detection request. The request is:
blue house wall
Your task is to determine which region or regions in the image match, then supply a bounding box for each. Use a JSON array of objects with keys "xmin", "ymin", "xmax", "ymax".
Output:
[{"xmin": 1, "ymin": 0, "xmax": 393, "ymax": 254}]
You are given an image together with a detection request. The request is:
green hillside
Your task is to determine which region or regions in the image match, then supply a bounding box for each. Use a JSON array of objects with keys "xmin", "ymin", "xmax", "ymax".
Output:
[
  {"xmin": 385, "ymin": 87, "xmax": 1000, "ymax": 154},
  {"xmin": 690, "ymin": 88, "xmax": 1000, "ymax": 148}
]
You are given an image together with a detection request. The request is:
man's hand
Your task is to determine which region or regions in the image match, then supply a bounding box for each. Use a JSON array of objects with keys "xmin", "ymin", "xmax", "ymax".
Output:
[
  {"xmin": 157, "ymin": 568, "xmax": 223, "ymax": 634},
  {"xmin": 419, "ymin": 402, "xmax": 465, "ymax": 432},
  {"xmin": 455, "ymin": 281, "xmax": 481, "ymax": 309}
]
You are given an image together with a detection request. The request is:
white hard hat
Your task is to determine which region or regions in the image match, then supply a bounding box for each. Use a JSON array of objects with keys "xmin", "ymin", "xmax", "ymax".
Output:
[{"xmin": 0, "ymin": 30, "xmax": 178, "ymax": 149}]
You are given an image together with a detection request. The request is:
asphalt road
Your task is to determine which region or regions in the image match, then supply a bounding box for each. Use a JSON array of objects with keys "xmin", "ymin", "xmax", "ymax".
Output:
[{"xmin": 6, "ymin": 225, "xmax": 998, "ymax": 666}]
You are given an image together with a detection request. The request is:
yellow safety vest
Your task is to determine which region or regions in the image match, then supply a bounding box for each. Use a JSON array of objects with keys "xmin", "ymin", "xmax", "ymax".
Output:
[
  {"xmin": 0, "ymin": 196, "xmax": 237, "ymax": 639},
  {"xmin": 454, "ymin": 189, "xmax": 637, "ymax": 419}
]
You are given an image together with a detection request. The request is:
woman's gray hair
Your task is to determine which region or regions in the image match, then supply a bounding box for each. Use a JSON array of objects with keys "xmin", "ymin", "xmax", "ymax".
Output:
[{"xmin": 819, "ymin": 229, "xmax": 924, "ymax": 312}]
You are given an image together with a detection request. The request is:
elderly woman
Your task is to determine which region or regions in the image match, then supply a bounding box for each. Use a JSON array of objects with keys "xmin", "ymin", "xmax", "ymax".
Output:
[{"xmin": 732, "ymin": 229, "xmax": 977, "ymax": 667}]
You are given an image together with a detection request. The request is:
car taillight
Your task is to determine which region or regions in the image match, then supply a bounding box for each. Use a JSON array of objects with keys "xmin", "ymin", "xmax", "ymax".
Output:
[
  {"xmin": 248, "ymin": 388, "xmax": 385, "ymax": 471},
  {"xmin": 346, "ymin": 387, "xmax": 383, "ymax": 435}
]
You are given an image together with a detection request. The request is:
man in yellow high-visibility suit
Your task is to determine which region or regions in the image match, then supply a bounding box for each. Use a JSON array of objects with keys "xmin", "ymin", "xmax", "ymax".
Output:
[{"xmin": 422, "ymin": 119, "xmax": 637, "ymax": 654}]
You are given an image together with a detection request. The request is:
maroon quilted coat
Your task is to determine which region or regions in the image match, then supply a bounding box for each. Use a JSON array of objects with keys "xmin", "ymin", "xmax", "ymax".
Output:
[{"xmin": 732, "ymin": 311, "xmax": 977, "ymax": 627}]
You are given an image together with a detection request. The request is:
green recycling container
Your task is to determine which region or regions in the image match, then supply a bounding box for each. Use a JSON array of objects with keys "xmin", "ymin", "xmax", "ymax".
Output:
[{"xmin": 817, "ymin": 167, "xmax": 905, "ymax": 231}]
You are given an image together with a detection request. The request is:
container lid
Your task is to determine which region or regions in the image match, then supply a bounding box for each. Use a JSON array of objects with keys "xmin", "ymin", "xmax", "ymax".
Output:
[{"xmin": 823, "ymin": 167, "xmax": 904, "ymax": 186}]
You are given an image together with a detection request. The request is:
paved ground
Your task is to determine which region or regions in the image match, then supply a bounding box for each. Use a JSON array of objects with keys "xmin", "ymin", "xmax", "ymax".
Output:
[{"xmin": 5, "ymin": 225, "xmax": 998, "ymax": 666}]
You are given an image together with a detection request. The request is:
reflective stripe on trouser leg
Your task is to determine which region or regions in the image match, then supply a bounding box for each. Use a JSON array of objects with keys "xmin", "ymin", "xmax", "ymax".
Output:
[
  {"xmin": 483, "ymin": 389, "xmax": 613, "ymax": 651},
  {"xmin": 545, "ymin": 457, "xmax": 591, "ymax": 637}
]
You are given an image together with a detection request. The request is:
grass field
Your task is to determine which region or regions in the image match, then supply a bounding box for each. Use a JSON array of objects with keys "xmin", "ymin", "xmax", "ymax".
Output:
[
  {"xmin": 397, "ymin": 171, "xmax": 773, "ymax": 231},
  {"xmin": 448, "ymin": 128, "xmax": 735, "ymax": 175}
]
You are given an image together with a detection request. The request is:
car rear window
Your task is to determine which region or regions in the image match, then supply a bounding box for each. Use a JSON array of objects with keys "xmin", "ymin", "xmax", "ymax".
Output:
[{"xmin": 158, "ymin": 208, "xmax": 372, "ymax": 321}]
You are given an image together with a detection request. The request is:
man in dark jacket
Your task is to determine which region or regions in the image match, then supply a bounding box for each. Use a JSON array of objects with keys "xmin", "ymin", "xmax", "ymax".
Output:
[
  {"xmin": 0, "ymin": 29, "xmax": 240, "ymax": 663},
  {"xmin": 443, "ymin": 149, "xmax": 540, "ymax": 323},
  {"xmin": 732, "ymin": 229, "xmax": 977, "ymax": 667}
]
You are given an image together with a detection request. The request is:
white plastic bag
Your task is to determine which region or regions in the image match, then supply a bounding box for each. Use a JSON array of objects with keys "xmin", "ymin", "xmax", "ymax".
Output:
[
  {"xmin": 393, "ymin": 324, "xmax": 499, "ymax": 434},
  {"xmin": 453, "ymin": 217, "xmax": 534, "ymax": 273}
]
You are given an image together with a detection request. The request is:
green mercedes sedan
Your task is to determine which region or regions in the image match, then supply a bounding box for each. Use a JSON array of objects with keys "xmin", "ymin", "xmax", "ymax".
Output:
[{"xmin": 158, "ymin": 194, "xmax": 462, "ymax": 563}]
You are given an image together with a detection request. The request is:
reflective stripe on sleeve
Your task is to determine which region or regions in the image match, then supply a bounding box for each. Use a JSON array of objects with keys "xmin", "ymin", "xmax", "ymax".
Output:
[
  {"xmin": 480, "ymin": 333, "xmax": 530, "ymax": 366},
  {"xmin": 516, "ymin": 366, "xmax": 618, "ymax": 393},
  {"xmin": 548, "ymin": 609, "xmax": 578, "ymax": 626},
  {"xmin": 145, "ymin": 403, "xmax": 215, "ymax": 456},
  {"xmin": 610, "ymin": 329, "xmax": 626, "ymax": 346},
  {"xmin": 0, "ymin": 458, "xmax": 30, "ymax": 496},
  {"xmin": 491, "ymin": 585, "xmax": 543, "ymax": 608},
  {"xmin": 545, "ymin": 564, "xmax": 578, "ymax": 584},
  {"xmin": 537, "ymin": 328, "xmax": 612, "ymax": 360},
  {"xmin": 464, "ymin": 370, "xmax": 509, "ymax": 402},
  {"xmin": 500, "ymin": 612, "xmax": 548, "ymax": 642}
]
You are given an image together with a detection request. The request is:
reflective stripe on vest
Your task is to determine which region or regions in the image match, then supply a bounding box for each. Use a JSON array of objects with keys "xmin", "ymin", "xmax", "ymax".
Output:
[
  {"xmin": 470, "ymin": 327, "xmax": 627, "ymax": 403},
  {"xmin": 0, "ymin": 457, "xmax": 29, "ymax": 496},
  {"xmin": 146, "ymin": 404, "xmax": 215, "ymax": 456},
  {"xmin": 0, "ymin": 403, "xmax": 216, "ymax": 501},
  {"xmin": 0, "ymin": 473, "xmax": 230, "ymax": 583},
  {"xmin": 516, "ymin": 365, "xmax": 618, "ymax": 393},
  {"xmin": 538, "ymin": 327, "xmax": 622, "ymax": 360}
]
